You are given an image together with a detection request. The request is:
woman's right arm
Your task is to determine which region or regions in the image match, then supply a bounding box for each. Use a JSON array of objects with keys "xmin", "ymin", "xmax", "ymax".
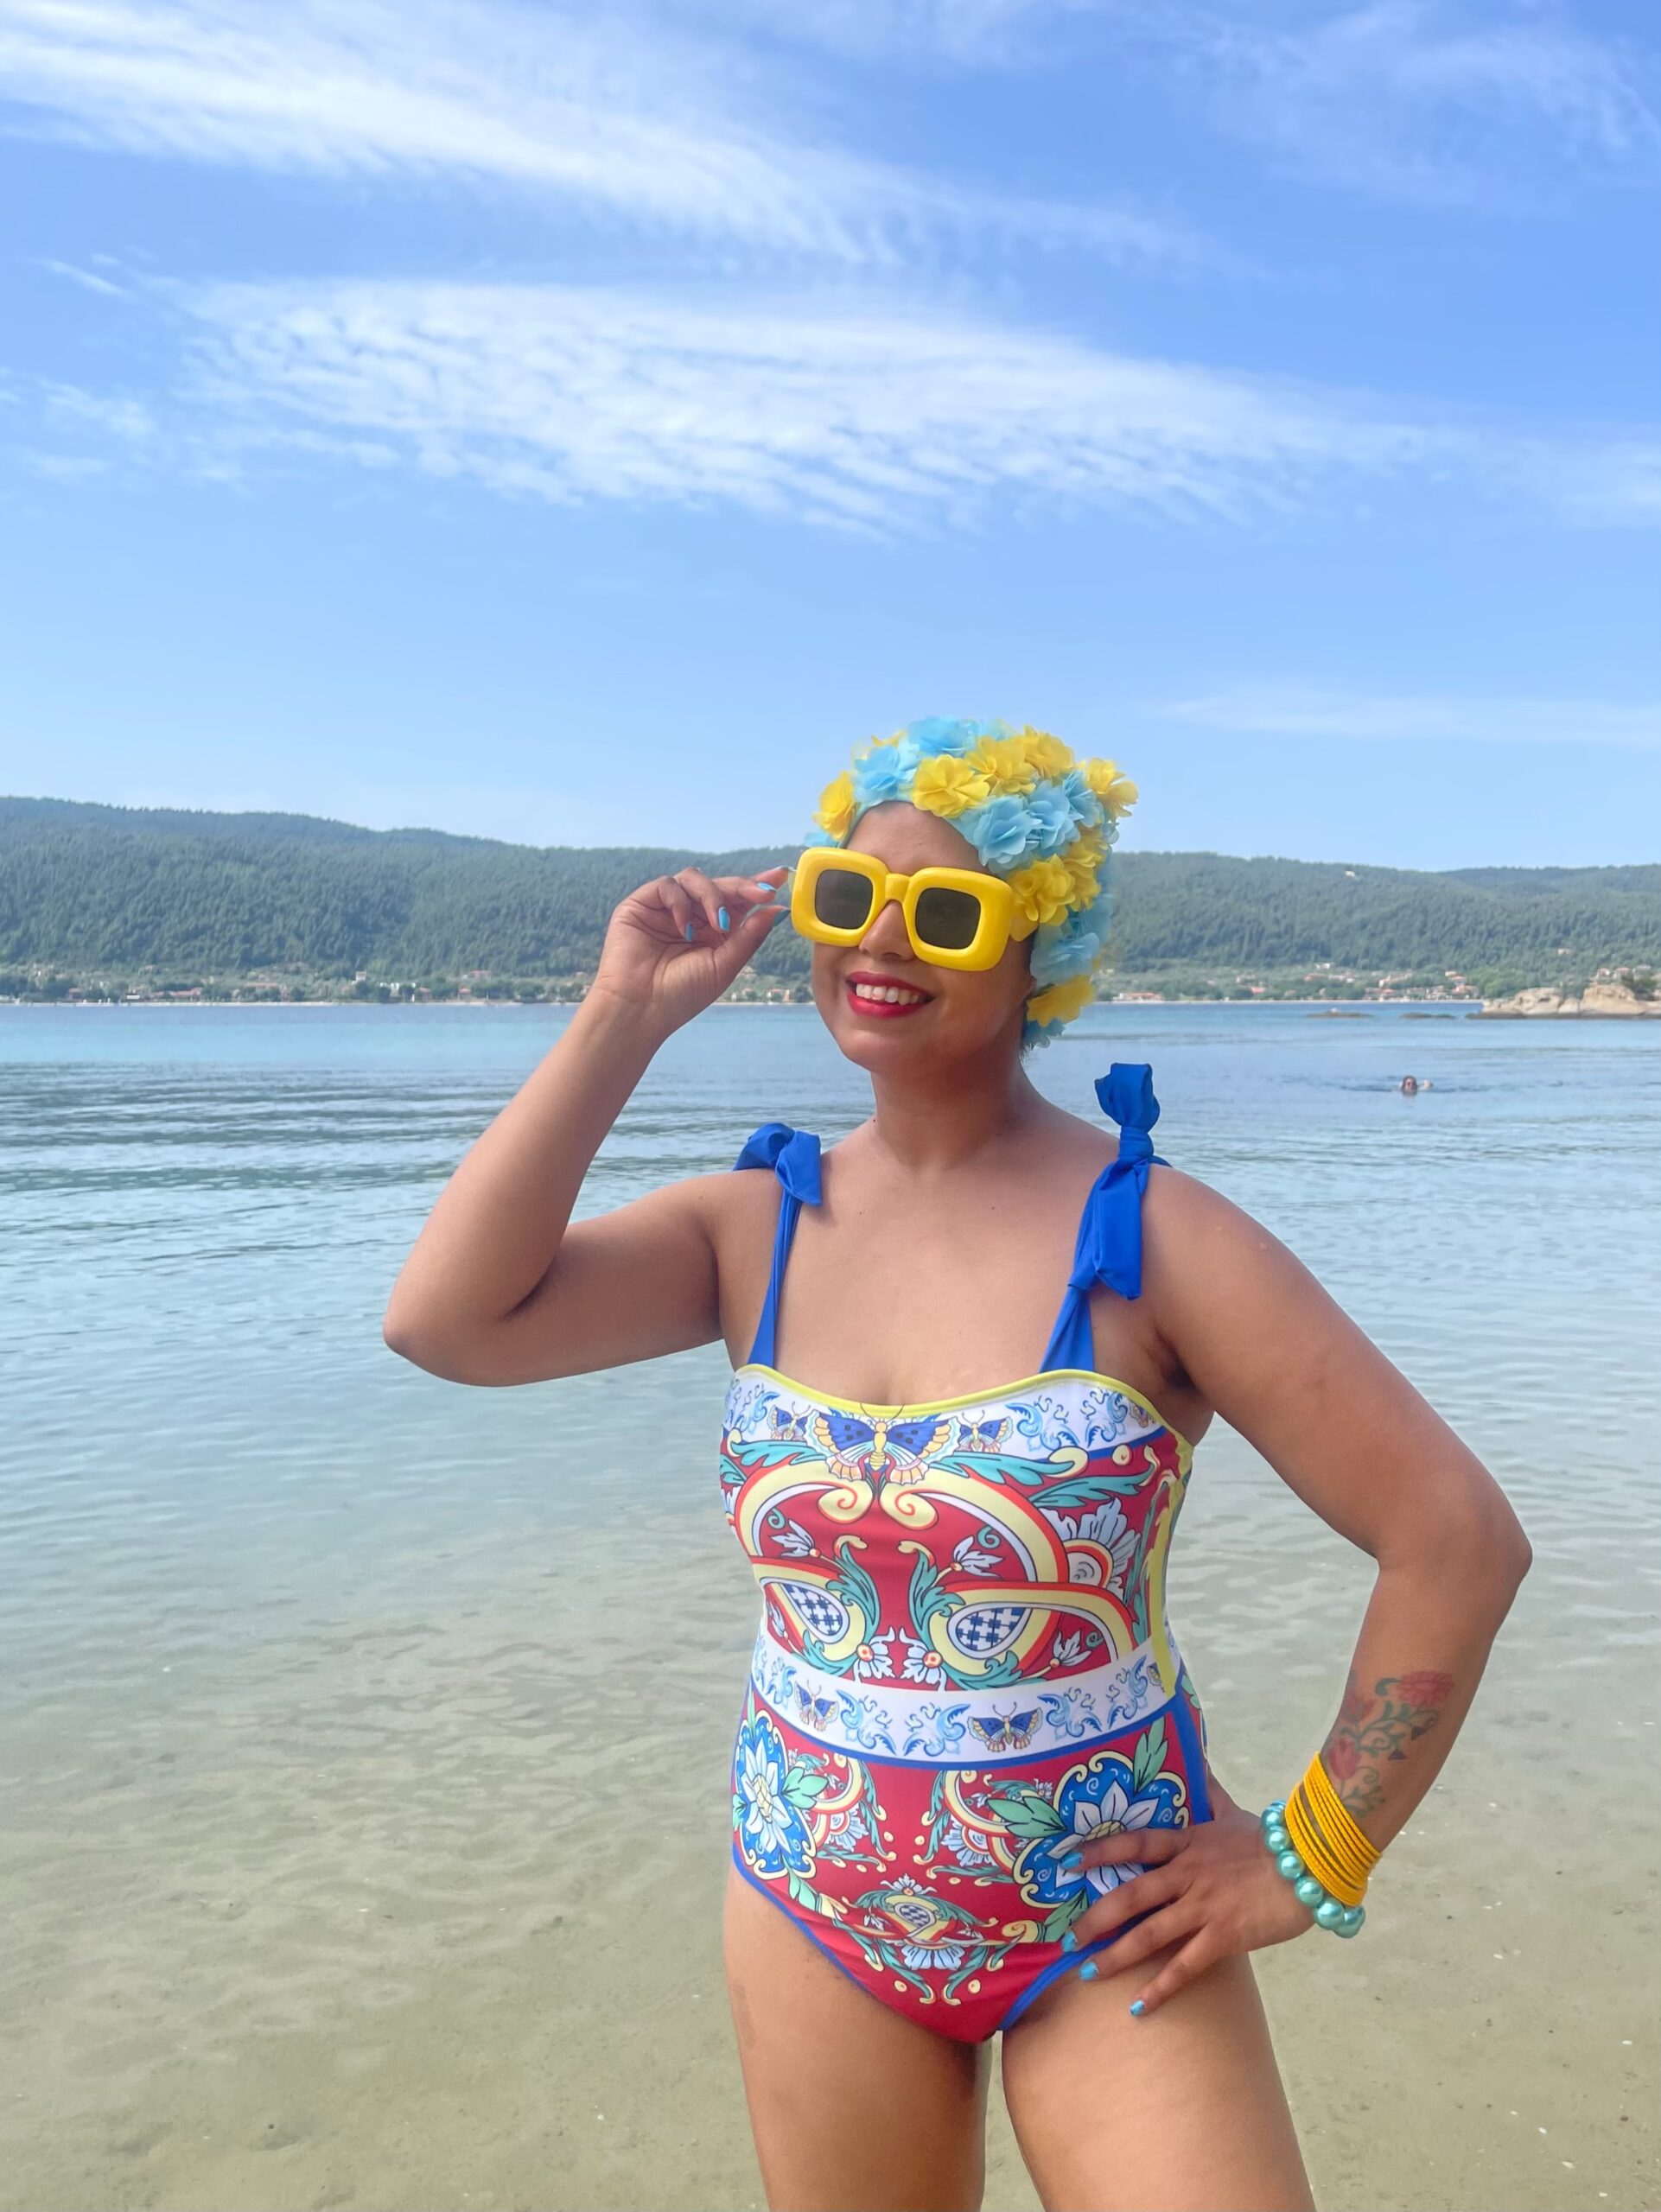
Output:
[{"xmin": 382, "ymin": 861, "xmax": 788, "ymax": 1386}]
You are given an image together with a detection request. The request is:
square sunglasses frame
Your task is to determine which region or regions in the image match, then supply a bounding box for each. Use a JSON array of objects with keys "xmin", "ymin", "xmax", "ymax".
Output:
[{"xmin": 789, "ymin": 846, "xmax": 1017, "ymax": 972}]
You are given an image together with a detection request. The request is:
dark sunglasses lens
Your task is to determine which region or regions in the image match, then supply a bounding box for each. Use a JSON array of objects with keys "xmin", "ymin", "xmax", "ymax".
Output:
[
  {"xmin": 813, "ymin": 866, "xmax": 876, "ymax": 932},
  {"xmin": 913, "ymin": 885, "xmax": 983, "ymax": 951}
]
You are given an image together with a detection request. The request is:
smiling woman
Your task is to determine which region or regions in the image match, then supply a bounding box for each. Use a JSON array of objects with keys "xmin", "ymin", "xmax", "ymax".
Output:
[{"xmin": 384, "ymin": 715, "xmax": 1532, "ymax": 2212}]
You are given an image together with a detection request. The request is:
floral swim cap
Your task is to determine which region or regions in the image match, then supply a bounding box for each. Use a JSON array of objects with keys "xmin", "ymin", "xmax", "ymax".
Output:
[{"xmin": 806, "ymin": 716, "xmax": 1137, "ymax": 1048}]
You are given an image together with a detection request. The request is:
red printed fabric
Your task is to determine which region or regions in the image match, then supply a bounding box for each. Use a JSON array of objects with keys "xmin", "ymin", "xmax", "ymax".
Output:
[{"xmin": 721, "ymin": 1366, "xmax": 1212, "ymax": 2040}]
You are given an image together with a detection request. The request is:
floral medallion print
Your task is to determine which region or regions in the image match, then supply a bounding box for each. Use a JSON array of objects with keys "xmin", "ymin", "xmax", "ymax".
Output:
[
  {"xmin": 731, "ymin": 1698, "xmax": 890, "ymax": 1905},
  {"xmin": 985, "ymin": 1717, "xmax": 1190, "ymax": 1941},
  {"xmin": 731, "ymin": 1701, "xmax": 822, "ymax": 1881}
]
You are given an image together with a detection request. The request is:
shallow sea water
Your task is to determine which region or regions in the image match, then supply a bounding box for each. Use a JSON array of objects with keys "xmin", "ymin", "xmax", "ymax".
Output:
[{"xmin": 2, "ymin": 1002, "xmax": 1657, "ymax": 2212}]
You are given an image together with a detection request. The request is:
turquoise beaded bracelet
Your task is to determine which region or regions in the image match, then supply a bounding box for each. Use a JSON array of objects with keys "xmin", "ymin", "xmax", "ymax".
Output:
[{"xmin": 1260, "ymin": 1801, "xmax": 1366, "ymax": 1938}]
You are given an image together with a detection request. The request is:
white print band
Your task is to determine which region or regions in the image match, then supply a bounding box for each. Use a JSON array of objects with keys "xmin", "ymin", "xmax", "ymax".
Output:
[{"xmin": 749, "ymin": 1624, "xmax": 1180, "ymax": 1768}]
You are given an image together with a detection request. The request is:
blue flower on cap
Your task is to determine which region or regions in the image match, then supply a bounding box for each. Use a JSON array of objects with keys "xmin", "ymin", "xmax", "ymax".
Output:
[
  {"xmin": 1060, "ymin": 766, "xmax": 1105, "ymax": 834},
  {"xmin": 851, "ymin": 747, "xmax": 913, "ymax": 807},
  {"xmin": 1027, "ymin": 780, "xmax": 1077, "ymax": 859},
  {"xmin": 905, "ymin": 716, "xmax": 981, "ymax": 757},
  {"xmin": 957, "ymin": 794, "xmax": 1037, "ymax": 872}
]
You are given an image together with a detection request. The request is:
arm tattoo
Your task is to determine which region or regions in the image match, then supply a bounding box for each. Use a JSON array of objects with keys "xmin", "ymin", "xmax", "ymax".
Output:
[{"xmin": 1322, "ymin": 1668, "xmax": 1456, "ymax": 1818}]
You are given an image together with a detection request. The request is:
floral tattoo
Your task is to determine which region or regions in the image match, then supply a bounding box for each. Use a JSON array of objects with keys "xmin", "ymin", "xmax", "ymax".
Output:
[{"xmin": 1323, "ymin": 1668, "xmax": 1456, "ymax": 1817}]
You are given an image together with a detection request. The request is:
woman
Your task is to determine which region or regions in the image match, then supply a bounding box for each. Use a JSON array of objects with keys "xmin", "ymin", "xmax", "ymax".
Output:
[{"xmin": 385, "ymin": 718, "xmax": 1531, "ymax": 2212}]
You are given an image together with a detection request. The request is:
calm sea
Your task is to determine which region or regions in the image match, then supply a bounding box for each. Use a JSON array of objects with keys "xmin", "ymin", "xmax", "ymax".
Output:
[{"xmin": 2, "ymin": 1004, "xmax": 1657, "ymax": 2212}]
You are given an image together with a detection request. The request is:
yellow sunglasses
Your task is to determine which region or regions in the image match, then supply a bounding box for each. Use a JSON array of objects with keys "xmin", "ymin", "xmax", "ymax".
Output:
[{"xmin": 790, "ymin": 847, "xmax": 1016, "ymax": 972}]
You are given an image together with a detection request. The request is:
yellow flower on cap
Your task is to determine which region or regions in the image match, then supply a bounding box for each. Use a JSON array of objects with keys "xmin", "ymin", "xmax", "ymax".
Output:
[
  {"xmin": 1028, "ymin": 975, "xmax": 1096, "ymax": 1029},
  {"xmin": 814, "ymin": 770, "xmax": 858, "ymax": 841},
  {"xmin": 1007, "ymin": 855, "xmax": 1075, "ymax": 937},
  {"xmin": 1017, "ymin": 727, "xmax": 1074, "ymax": 780},
  {"xmin": 1082, "ymin": 759, "xmax": 1138, "ymax": 818},
  {"xmin": 911, "ymin": 754, "xmax": 992, "ymax": 819},
  {"xmin": 1064, "ymin": 828, "xmax": 1105, "ymax": 906},
  {"xmin": 967, "ymin": 733, "xmax": 1039, "ymax": 796}
]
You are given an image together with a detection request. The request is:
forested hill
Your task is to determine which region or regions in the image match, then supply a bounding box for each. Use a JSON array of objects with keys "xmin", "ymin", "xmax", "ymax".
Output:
[{"xmin": 3, "ymin": 795, "xmax": 1658, "ymax": 989}]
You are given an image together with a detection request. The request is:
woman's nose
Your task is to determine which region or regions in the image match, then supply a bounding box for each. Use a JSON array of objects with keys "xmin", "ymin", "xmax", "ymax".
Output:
[{"xmin": 859, "ymin": 893, "xmax": 913, "ymax": 960}]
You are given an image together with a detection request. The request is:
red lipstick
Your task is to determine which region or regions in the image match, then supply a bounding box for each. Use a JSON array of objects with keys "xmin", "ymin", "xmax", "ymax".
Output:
[{"xmin": 843, "ymin": 969, "xmax": 934, "ymax": 1020}]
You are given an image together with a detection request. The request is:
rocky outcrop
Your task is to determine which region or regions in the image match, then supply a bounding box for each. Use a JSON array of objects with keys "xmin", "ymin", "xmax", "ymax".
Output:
[{"xmin": 1476, "ymin": 982, "xmax": 1659, "ymax": 1018}]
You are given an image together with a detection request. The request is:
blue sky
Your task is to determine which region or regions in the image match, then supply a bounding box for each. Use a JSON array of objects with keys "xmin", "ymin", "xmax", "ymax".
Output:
[{"xmin": 2, "ymin": 0, "xmax": 1657, "ymax": 868}]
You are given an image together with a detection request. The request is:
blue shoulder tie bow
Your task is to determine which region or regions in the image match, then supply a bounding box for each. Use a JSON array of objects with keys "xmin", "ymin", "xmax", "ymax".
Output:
[
  {"xmin": 732, "ymin": 1121, "xmax": 823, "ymax": 1205},
  {"xmin": 1039, "ymin": 1063, "xmax": 1165, "ymax": 1370},
  {"xmin": 1066, "ymin": 1062, "xmax": 1165, "ymax": 1304}
]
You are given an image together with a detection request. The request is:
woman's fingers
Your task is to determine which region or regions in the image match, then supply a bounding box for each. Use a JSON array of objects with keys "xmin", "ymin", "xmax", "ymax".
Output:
[
  {"xmin": 681, "ymin": 864, "xmax": 790, "ymax": 938},
  {"xmin": 1126, "ymin": 1927, "xmax": 1220, "ymax": 2018},
  {"xmin": 713, "ymin": 868, "xmax": 790, "ymax": 925},
  {"xmin": 691, "ymin": 891, "xmax": 785, "ymax": 985},
  {"xmin": 675, "ymin": 868, "xmax": 728, "ymax": 935},
  {"xmin": 718, "ymin": 865, "xmax": 790, "ymax": 900},
  {"xmin": 1078, "ymin": 1897, "xmax": 1200, "ymax": 1988},
  {"xmin": 1071, "ymin": 1825, "xmax": 1189, "ymax": 1871},
  {"xmin": 1072, "ymin": 1864, "xmax": 1187, "ymax": 1948},
  {"xmin": 650, "ymin": 874, "xmax": 699, "ymax": 941}
]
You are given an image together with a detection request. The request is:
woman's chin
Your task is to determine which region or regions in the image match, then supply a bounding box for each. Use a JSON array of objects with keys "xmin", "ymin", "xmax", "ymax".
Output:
[
  {"xmin": 818, "ymin": 997, "xmax": 1022, "ymax": 1071},
  {"xmin": 829, "ymin": 1016, "xmax": 933, "ymax": 1067}
]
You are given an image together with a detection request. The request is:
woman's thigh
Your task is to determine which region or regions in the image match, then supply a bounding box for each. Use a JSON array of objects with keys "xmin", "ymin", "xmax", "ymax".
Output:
[
  {"xmin": 722, "ymin": 1866, "xmax": 990, "ymax": 2212},
  {"xmin": 999, "ymin": 1938, "xmax": 1314, "ymax": 2212}
]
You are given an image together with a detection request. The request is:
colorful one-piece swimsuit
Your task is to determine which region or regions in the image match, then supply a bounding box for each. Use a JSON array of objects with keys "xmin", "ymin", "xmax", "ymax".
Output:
[{"xmin": 721, "ymin": 1062, "xmax": 1212, "ymax": 2044}]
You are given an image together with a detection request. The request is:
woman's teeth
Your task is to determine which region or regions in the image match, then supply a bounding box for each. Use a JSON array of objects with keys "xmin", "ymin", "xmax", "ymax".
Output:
[{"xmin": 851, "ymin": 982, "xmax": 929, "ymax": 1006}]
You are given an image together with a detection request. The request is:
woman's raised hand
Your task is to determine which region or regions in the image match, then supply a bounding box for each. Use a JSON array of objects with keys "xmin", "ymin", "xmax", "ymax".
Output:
[{"xmin": 588, "ymin": 863, "xmax": 791, "ymax": 1033}]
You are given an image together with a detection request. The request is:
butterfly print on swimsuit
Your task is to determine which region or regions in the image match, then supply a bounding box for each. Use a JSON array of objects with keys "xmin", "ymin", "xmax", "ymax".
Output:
[
  {"xmin": 966, "ymin": 1707, "xmax": 1043, "ymax": 1754},
  {"xmin": 809, "ymin": 1409, "xmax": 951, "ymax": 1488}
]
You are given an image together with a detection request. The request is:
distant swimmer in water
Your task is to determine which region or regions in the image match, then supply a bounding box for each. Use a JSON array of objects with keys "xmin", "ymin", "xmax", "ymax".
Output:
[{"xmin": 1398, "ymin": 1076, "xmax": 1433, "ymax": 1094}]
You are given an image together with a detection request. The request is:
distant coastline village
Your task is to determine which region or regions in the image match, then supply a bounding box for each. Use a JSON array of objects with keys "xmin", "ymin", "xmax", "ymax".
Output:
[{"xmin": 6, "ymin": 963, "xmax": 1657, "ymax": 1018}]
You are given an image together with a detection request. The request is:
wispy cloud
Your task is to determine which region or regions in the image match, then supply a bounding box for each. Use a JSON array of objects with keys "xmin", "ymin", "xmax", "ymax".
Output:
[
  {"xmin": 0, "ymin": 0, "xmax": 1193, "ymax": 264},
  {"xmin": 175, "ymin": 277, "xmax": 1443, "ymax": 528},
  {"xmin": 716, "ymin": 0, "xmax": 1661, "ymax": 204},
  {"xmin": 1186, "ymin": 0, "xmax": 1660, "ymax": 206},
  {"xmin": 1156, "ymin": 685, "xmax": 1661, "ymax": 749},
  {"xmin": 43, "ymin": 383, "xmax": 156, "ymax": 439},
  {"xmin": 115, "ymin": 276, "xmax": 1648, "ymax": 531},
  {"xmin": 34, "ymin": 253, "xmax": 131, "ymax": 297}
]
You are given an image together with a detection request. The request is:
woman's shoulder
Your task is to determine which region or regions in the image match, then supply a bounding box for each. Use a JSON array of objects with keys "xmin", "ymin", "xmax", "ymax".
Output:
[{"xmin": 1139, "ymin": 1159, "xmax": 1295, "ymax": 1312}]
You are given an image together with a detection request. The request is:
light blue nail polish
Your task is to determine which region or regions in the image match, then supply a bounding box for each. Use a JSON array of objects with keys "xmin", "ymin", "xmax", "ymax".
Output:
[
  {"xmin": 684, "ymin": 923, "xmax": 696, "ymax": 942},
  {"xmin": 754, "ymin": 882, "xmax": 778, "ymax": 900},
  {"xmin": 1060, "ymin": 1929, "xmax": 1077, "ymax": 1952},
  {"xmin": 1130, "ymin": 1999, "xmax": 1146, "ymax": 2017},
  {"xmin": 1079, "ymin": 1961, "xmax": 1098, "ymax": 1982},
  {"xmin": 717, "ymin": 906, "xmax": 729, "ymax": 931}
]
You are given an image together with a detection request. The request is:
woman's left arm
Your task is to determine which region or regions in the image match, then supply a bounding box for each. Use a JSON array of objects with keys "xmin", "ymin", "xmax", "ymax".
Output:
[{"xmin": 1069, "ymin": 1169, "xmax": 1533, "ymax": 2013}]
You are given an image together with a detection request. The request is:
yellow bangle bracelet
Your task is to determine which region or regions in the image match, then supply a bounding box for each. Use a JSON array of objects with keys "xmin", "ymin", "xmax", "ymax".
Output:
[
  {"xmin": 1293, "ymin": 1796, "xmax": 1370, "ymax": 1901},
  {"xmin": 1284, "ymin": 1790, "xmax": 1367, "ymax": 1907},
  {"xmin": 1305, "ymin": 1758, "xmax": 1380, "ymax": 1871},
  {"xmin": 1298, "ymin": 1780, "xmax": 1374, "ymax": 1889},
  {"xmin": 1296, "ymin": 1759, "xmax": 1380, "ymax": 1901}
]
